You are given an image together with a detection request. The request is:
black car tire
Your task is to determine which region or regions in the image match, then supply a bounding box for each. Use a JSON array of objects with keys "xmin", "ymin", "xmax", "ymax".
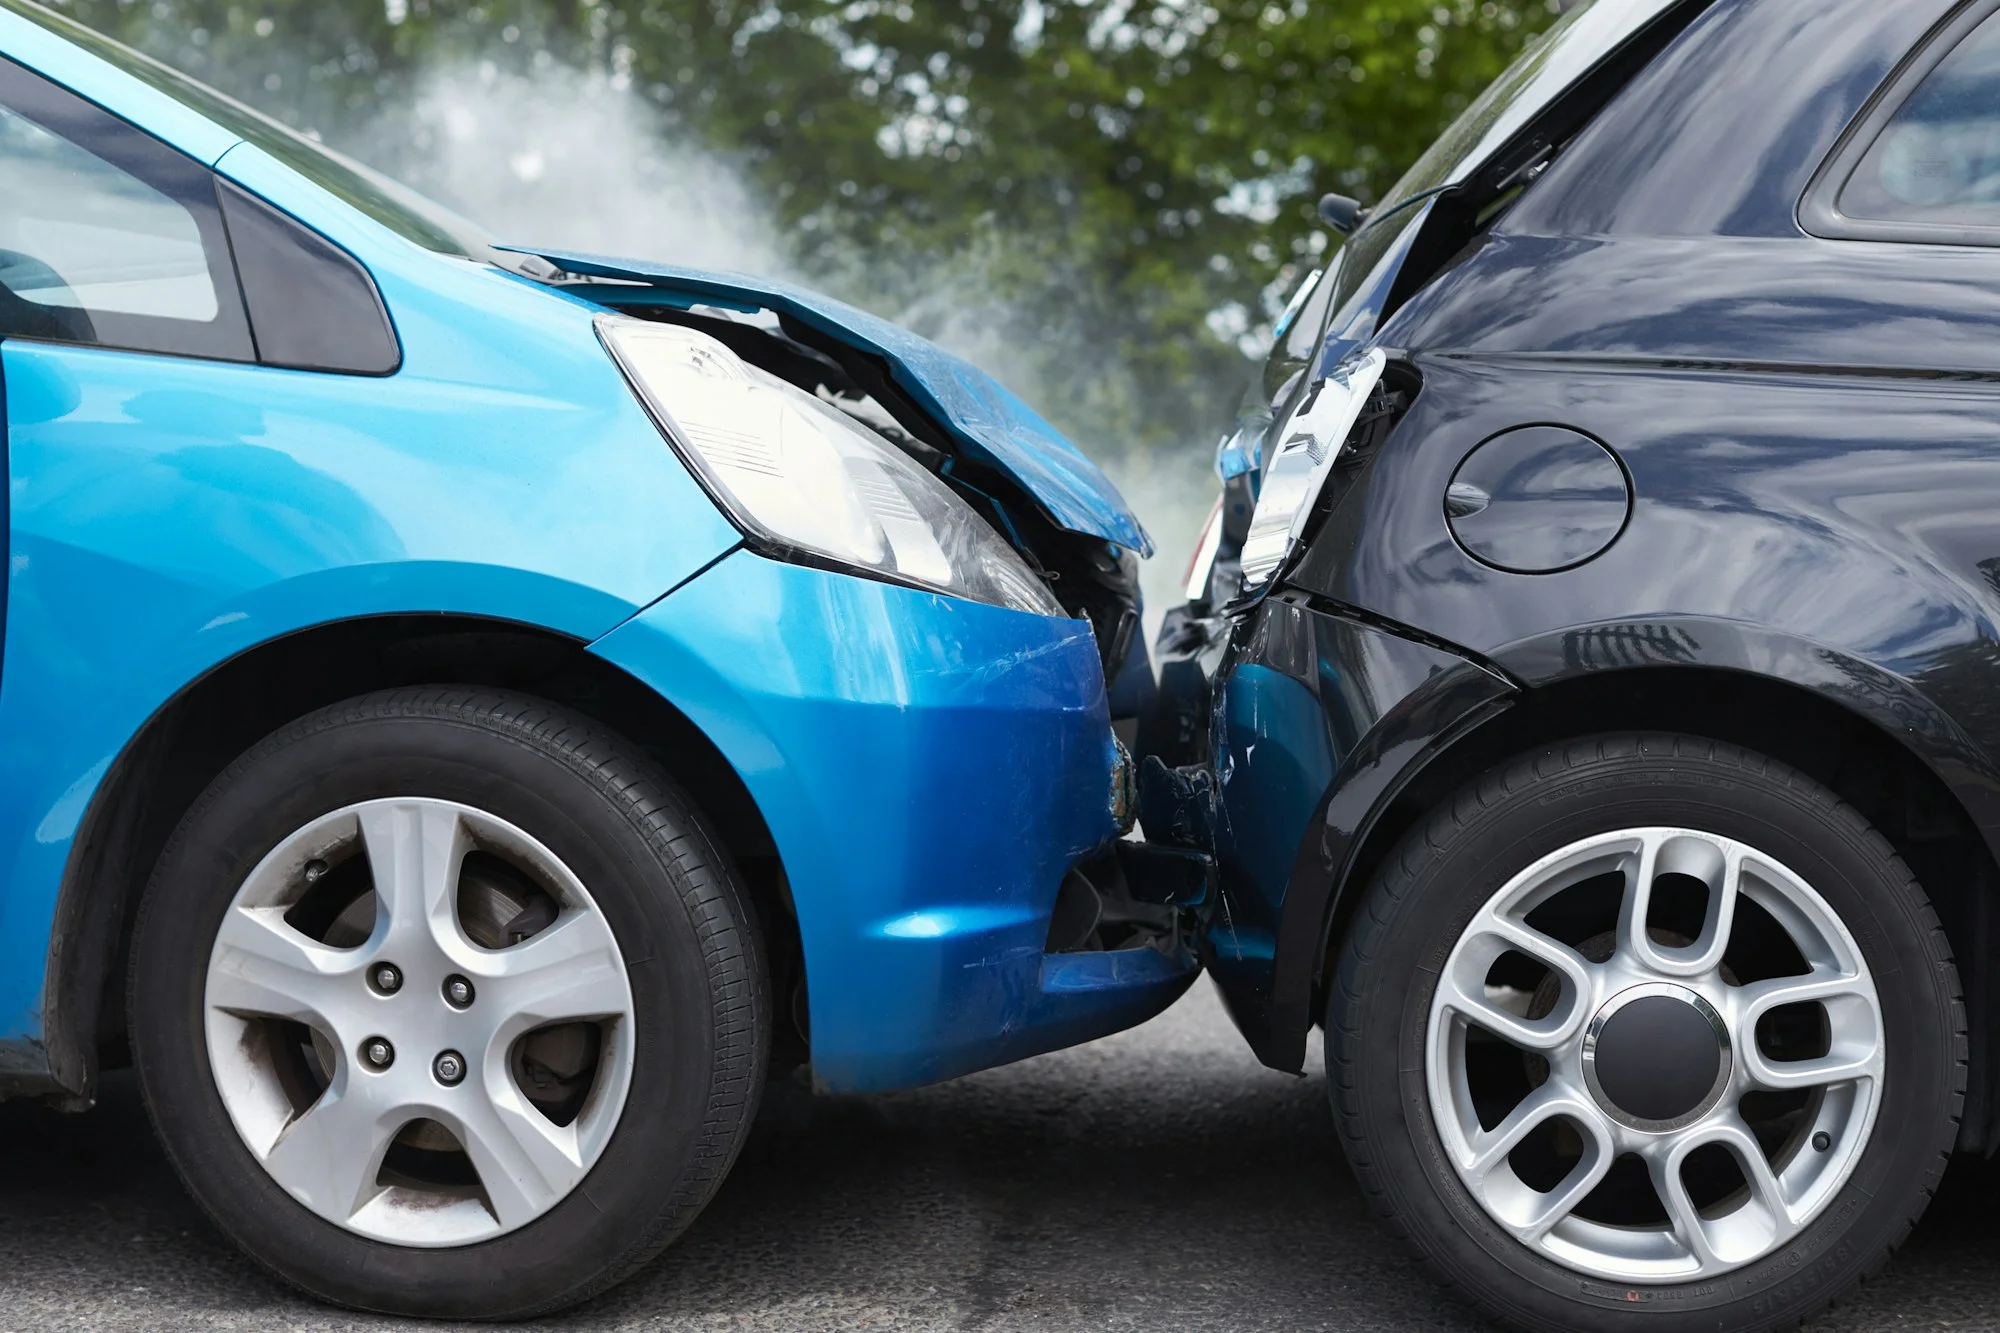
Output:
[
  {"xmin": 129, "ymin": 687, "xmax": 768, "ymax": 1319},
  {"xmin": 1328, "ymin": 733, "xmax": 1964, "ymax": 1333}
]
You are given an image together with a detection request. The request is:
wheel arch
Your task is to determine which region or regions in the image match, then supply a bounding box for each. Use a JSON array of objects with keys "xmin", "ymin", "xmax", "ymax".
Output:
[
  {"xmin": 34, "ymin": 611, "xmax": 801, "ymax": 1103},
  {"xmin": 1299, "ymin": 621, "xmax": 2000, "ymax": 1150}
]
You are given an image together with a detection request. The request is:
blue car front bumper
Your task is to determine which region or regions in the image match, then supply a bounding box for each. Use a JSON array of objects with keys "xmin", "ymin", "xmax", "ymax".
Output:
[{"xmin": 592, "ymin": 550, "xmax": 1196, "ymax": 1093}]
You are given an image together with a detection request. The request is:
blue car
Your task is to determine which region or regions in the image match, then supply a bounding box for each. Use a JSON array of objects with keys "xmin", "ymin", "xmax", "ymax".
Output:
[{"xmin": 0, "ymin": 1, "xmax": 1194, "ymax": 1316}]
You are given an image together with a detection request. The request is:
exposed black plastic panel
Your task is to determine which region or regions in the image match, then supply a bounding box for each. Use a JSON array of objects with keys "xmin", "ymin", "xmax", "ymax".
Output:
[{"xmin": 218, "ymin": 178, "xmax": 399, "ymax": 375}]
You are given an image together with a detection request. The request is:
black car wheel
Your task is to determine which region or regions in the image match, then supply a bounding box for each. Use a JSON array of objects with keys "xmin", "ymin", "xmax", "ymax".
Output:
[
  {"xmin": 128, "ymin": 688, "xmax": 767, "ymax": 1318},
  {"xmin": 1329, "ymin": 733, "xmax": 1962, "ymax": 1332}
]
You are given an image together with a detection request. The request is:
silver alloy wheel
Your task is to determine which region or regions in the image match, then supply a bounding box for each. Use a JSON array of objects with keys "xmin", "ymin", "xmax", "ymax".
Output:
[
  {"xmin": 1426, "ymin": 827, "xmax": 1883, "ymax": 1283},
  {"xmin": 203, "ymin": 798, "xmax": 636, "ymax": 1247}
]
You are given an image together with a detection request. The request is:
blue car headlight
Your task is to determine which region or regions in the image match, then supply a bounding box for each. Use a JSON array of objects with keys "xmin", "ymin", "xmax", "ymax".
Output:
[{"xmin": 598, "ymin": 315, "xmax": 1064, "ymax": 617}]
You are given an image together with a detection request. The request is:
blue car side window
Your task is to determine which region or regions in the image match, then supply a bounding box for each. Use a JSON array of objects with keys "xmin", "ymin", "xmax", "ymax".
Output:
[{"xmin": 0, "ymin": 54, "xmax": 252, "ymax": 361}]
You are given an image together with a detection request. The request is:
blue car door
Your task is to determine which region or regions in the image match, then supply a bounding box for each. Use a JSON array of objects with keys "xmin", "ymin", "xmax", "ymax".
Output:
[{"xmin": 0, "ymin": 55, "xmax": 264, "ymax": 1046}]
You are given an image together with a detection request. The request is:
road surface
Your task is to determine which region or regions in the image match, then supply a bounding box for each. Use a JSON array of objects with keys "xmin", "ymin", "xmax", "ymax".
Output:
[{"xmin": 2, "ymin": 980, "xmax": 1993, "ymax": 1330}]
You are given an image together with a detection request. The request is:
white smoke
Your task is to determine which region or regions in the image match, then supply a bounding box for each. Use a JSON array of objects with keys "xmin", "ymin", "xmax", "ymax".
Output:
[
  {"xmin": 1102, "ymin": 449, "xmax": 1217, "ymax": 633},
  {"xmin": 344, "ymin": 59, "xmax": 1221, "ymax": 634},
  {"xmin": 344, "ymin": 61, "xmax": 795, "ymax": 276}
]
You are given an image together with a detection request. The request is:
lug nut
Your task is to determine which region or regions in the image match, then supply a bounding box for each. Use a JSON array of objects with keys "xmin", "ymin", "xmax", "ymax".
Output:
[
  {"xmin": 1812, "ymin": 1130, "xmax": 1832, "ymax": 1152},
  {"xmin": 443, "ymin": 975, "xmax": 475, "ymax": 1009},
  {"xmin": 361, "ymin": 1037, "xmax": 395, "ymax": 1070},
  {"xmin": 433, "ymin": 1050, "xmax": 466, "ymax": 1086},
  {"xmin": 370, "ymin": 963, "xmax": 403, "ymax": 995}
]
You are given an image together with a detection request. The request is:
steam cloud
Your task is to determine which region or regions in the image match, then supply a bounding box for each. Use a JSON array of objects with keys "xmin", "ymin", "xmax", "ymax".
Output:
[{"xmin": 344, "ymin": 59, "xmax": 1220, "ymax": 634}]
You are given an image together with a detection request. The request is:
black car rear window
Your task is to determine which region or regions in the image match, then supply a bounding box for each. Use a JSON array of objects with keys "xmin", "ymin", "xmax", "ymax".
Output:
[{"xmin": 1840, "ymin": 8, "xmax": 2000, "ymax": 225}]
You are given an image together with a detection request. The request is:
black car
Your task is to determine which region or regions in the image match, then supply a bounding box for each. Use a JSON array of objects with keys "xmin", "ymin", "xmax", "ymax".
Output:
[{"xmin": 1142, "ymin": 0, "xmax": 2000, "ymax": 1327}]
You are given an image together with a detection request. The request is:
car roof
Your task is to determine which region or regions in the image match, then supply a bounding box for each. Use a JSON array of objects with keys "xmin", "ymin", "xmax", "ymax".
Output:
[
  {"xmin": 0, "ymin": 0, "xmax": 239, "ymax": 163},
  {"xmin": 1376, "ymin": 0, "xmax": 1695, "ymax": 216}
]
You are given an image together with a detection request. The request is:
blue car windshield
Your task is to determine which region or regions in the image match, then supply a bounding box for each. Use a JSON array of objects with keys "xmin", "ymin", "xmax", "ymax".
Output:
[{"xmin": 0, "ymin": 0, "xmax": 492, "ymax": 259}]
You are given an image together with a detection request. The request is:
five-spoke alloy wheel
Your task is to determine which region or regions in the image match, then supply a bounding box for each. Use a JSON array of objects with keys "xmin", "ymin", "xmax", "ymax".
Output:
[
  {"xmin": 1330, "ymin": 735, "xmax": 1963, "ymax": 1333},
  {"xmin": 202, "ymin": 797, "xmax": 637, "ymax": 1246},
  {"xmin": 131, "ymin": 689, "xmax": 768, "ymax": 1319}
]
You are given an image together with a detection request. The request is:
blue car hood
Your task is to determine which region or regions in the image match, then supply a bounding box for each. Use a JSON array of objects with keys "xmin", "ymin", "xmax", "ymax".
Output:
[{"xmin": 508, "ymin": 247, "xmax": 1152, "ymax": 557}]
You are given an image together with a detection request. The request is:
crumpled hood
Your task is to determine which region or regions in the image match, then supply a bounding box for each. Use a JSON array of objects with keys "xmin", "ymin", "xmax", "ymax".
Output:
[{"xmin": 509, "ymin": 247, "xmax": 1152, "ymax": 557}]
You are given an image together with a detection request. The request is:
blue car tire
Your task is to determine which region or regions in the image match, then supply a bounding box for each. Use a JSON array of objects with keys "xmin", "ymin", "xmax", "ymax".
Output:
[{"xmin": 128, "ymin": 688, "xmax": 768, "ymax": 1318}]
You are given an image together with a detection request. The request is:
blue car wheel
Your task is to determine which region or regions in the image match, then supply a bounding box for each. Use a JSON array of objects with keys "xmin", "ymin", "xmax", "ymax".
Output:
[{"xmin": 127, "ymin": 688, "xmax": 768, "ymax": 1318}]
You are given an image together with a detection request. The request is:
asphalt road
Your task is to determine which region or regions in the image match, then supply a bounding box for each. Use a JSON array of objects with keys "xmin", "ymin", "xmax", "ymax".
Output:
[{"xmin": 2, "ymin": 979, "xmax": 1996, "ymax": 1332}]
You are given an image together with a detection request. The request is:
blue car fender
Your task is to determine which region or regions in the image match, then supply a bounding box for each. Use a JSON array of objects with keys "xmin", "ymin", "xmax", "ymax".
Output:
[{"xmin": 592, "ymin": 550, "xmax": 1194, "ymax": 1094}]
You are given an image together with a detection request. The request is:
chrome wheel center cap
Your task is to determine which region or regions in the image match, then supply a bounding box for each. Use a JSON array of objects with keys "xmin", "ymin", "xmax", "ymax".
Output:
[{"xmin": 1581, "ymin": 982, "xmax": 1733, "ymax": 1132}]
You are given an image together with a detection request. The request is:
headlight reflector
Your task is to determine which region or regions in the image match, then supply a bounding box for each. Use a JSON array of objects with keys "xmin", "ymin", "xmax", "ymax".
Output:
[
  {"xmin": 599, "ymin": 315, "xmax": 1064, "ymax": 617},
  {"xmin": 1238, "ymin": 348, "xmax": 1388, "ymax": 589}
]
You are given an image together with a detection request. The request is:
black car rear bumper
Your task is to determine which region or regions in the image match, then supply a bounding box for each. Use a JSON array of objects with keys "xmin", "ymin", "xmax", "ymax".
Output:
[{"xmin": 1145, "ymin": 593, "xmax": 1514, "ymax": 1070}]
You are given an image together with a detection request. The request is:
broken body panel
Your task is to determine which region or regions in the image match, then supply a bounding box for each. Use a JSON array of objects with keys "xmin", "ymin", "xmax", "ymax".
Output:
[
  {"xmin": 507, "ymin": 246, "xmax": 1154, "ymax": 693},
  {"xmin": 502, "ymin": 246, "xmax": 1151, "ymax": 559}
]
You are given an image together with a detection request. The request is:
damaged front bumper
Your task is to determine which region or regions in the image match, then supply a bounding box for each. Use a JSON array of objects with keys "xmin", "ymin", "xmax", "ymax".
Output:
[
  {"xmin": 593, "ymin": 549, "xmax": 1198, "ymax": 1094},
  {"xmin": 1142, "ymin": 592, "xmax": 1513, "ymax": 1070}
]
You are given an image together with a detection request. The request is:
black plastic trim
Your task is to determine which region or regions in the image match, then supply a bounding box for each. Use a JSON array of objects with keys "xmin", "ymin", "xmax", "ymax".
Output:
[{"xmin": 216, "ymin": 178, "xmax": 401, "ymax": 375}]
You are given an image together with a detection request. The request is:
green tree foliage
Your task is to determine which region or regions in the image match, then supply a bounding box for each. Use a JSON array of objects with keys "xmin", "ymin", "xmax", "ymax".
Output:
[{"xmin": 49, "ymin": 0, "xmax": 1558, "ymax": 453}]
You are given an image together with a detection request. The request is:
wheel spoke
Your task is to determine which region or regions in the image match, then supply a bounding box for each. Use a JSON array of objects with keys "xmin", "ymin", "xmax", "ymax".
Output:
[
  {"xmin": 482, "ymin": 910, "xmax": 631, "ymax": 1033},
  {"xmin": 1648, "ymin": 1147, "xmax": 1721, "ymax": 1269},
  {"xmin": 1651, "ymin": 1114, "xmax": 1797, "ymax": 1270},
  {"xmin": 1708, "ymin": 1114, "xmax": 1794, "ymax": 1233},
  {"xmin": 1742, "ymin": 1041, "xmax": 1881, "ymax": 1091},
  {"xmin": 1734, "ymin": 968, "xmax": 1875, "ymax": 1020},
  {"xmin": 1482, "ymin": 911, "xmax": 1594, "ymax": 980},
  {"xmin": 1618, "ymin": 831, "xmax": 1739, "ymax": 976},
  {"xmin": 1614, "ymin": 832, "xmax": 1663, "ymax": 964},
  {"xmin": 259, "ymin": 1075, "xmax": 402, "ymax": 1222},
  {"xmin": 1683, "ymin": 848, "xmax": 1742, "ymax": 972},
  {"xmin": 1438, "ymin": 974, "xmax": 1582, "ymax": 1051},
  {"xmin": 1451, "ymin": 1075, "xmax": 1618, "ymax": 1244},
  {"xmin": 448, "ymin": 1084, "xmax": 588, "ymax": 1230},
  {"xmin": 1520, "ymin": 1124, "xmax": 1617, "ymax": 1244},
  {"xmin": 208, "ymin": 905, "xmax": 355, "ymax": 1027},
  {"xmin": 1462, "ymin": 1080, "xmax": 1571, "ymax": 1175},
  {"xmin": 1736, "ymin": 968, "xmax": 1882, "ymax": 1092},
  {"xmin": 358, "ymin": 801, "xmax": 470, "ymax": 952},
  {"xmin": 1440, "ymin": 913, "xmax": 1591, "ymax": 1051}
]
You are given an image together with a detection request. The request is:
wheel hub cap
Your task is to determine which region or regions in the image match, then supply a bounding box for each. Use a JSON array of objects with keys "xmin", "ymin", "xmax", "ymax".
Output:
[
  {"xmin": 1583, "ymin": 984, "xmax": 1730, "ymax": 1130},
  {"xmin": 202, "ymin": 798, "xmax": 636, "ymax": 1247}
]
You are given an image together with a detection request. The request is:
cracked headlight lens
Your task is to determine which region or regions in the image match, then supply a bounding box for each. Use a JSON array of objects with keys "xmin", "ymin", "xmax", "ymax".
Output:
[{"xmin": 598, "ymin": 315, "xmax": 1064, "ymax": 617}]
